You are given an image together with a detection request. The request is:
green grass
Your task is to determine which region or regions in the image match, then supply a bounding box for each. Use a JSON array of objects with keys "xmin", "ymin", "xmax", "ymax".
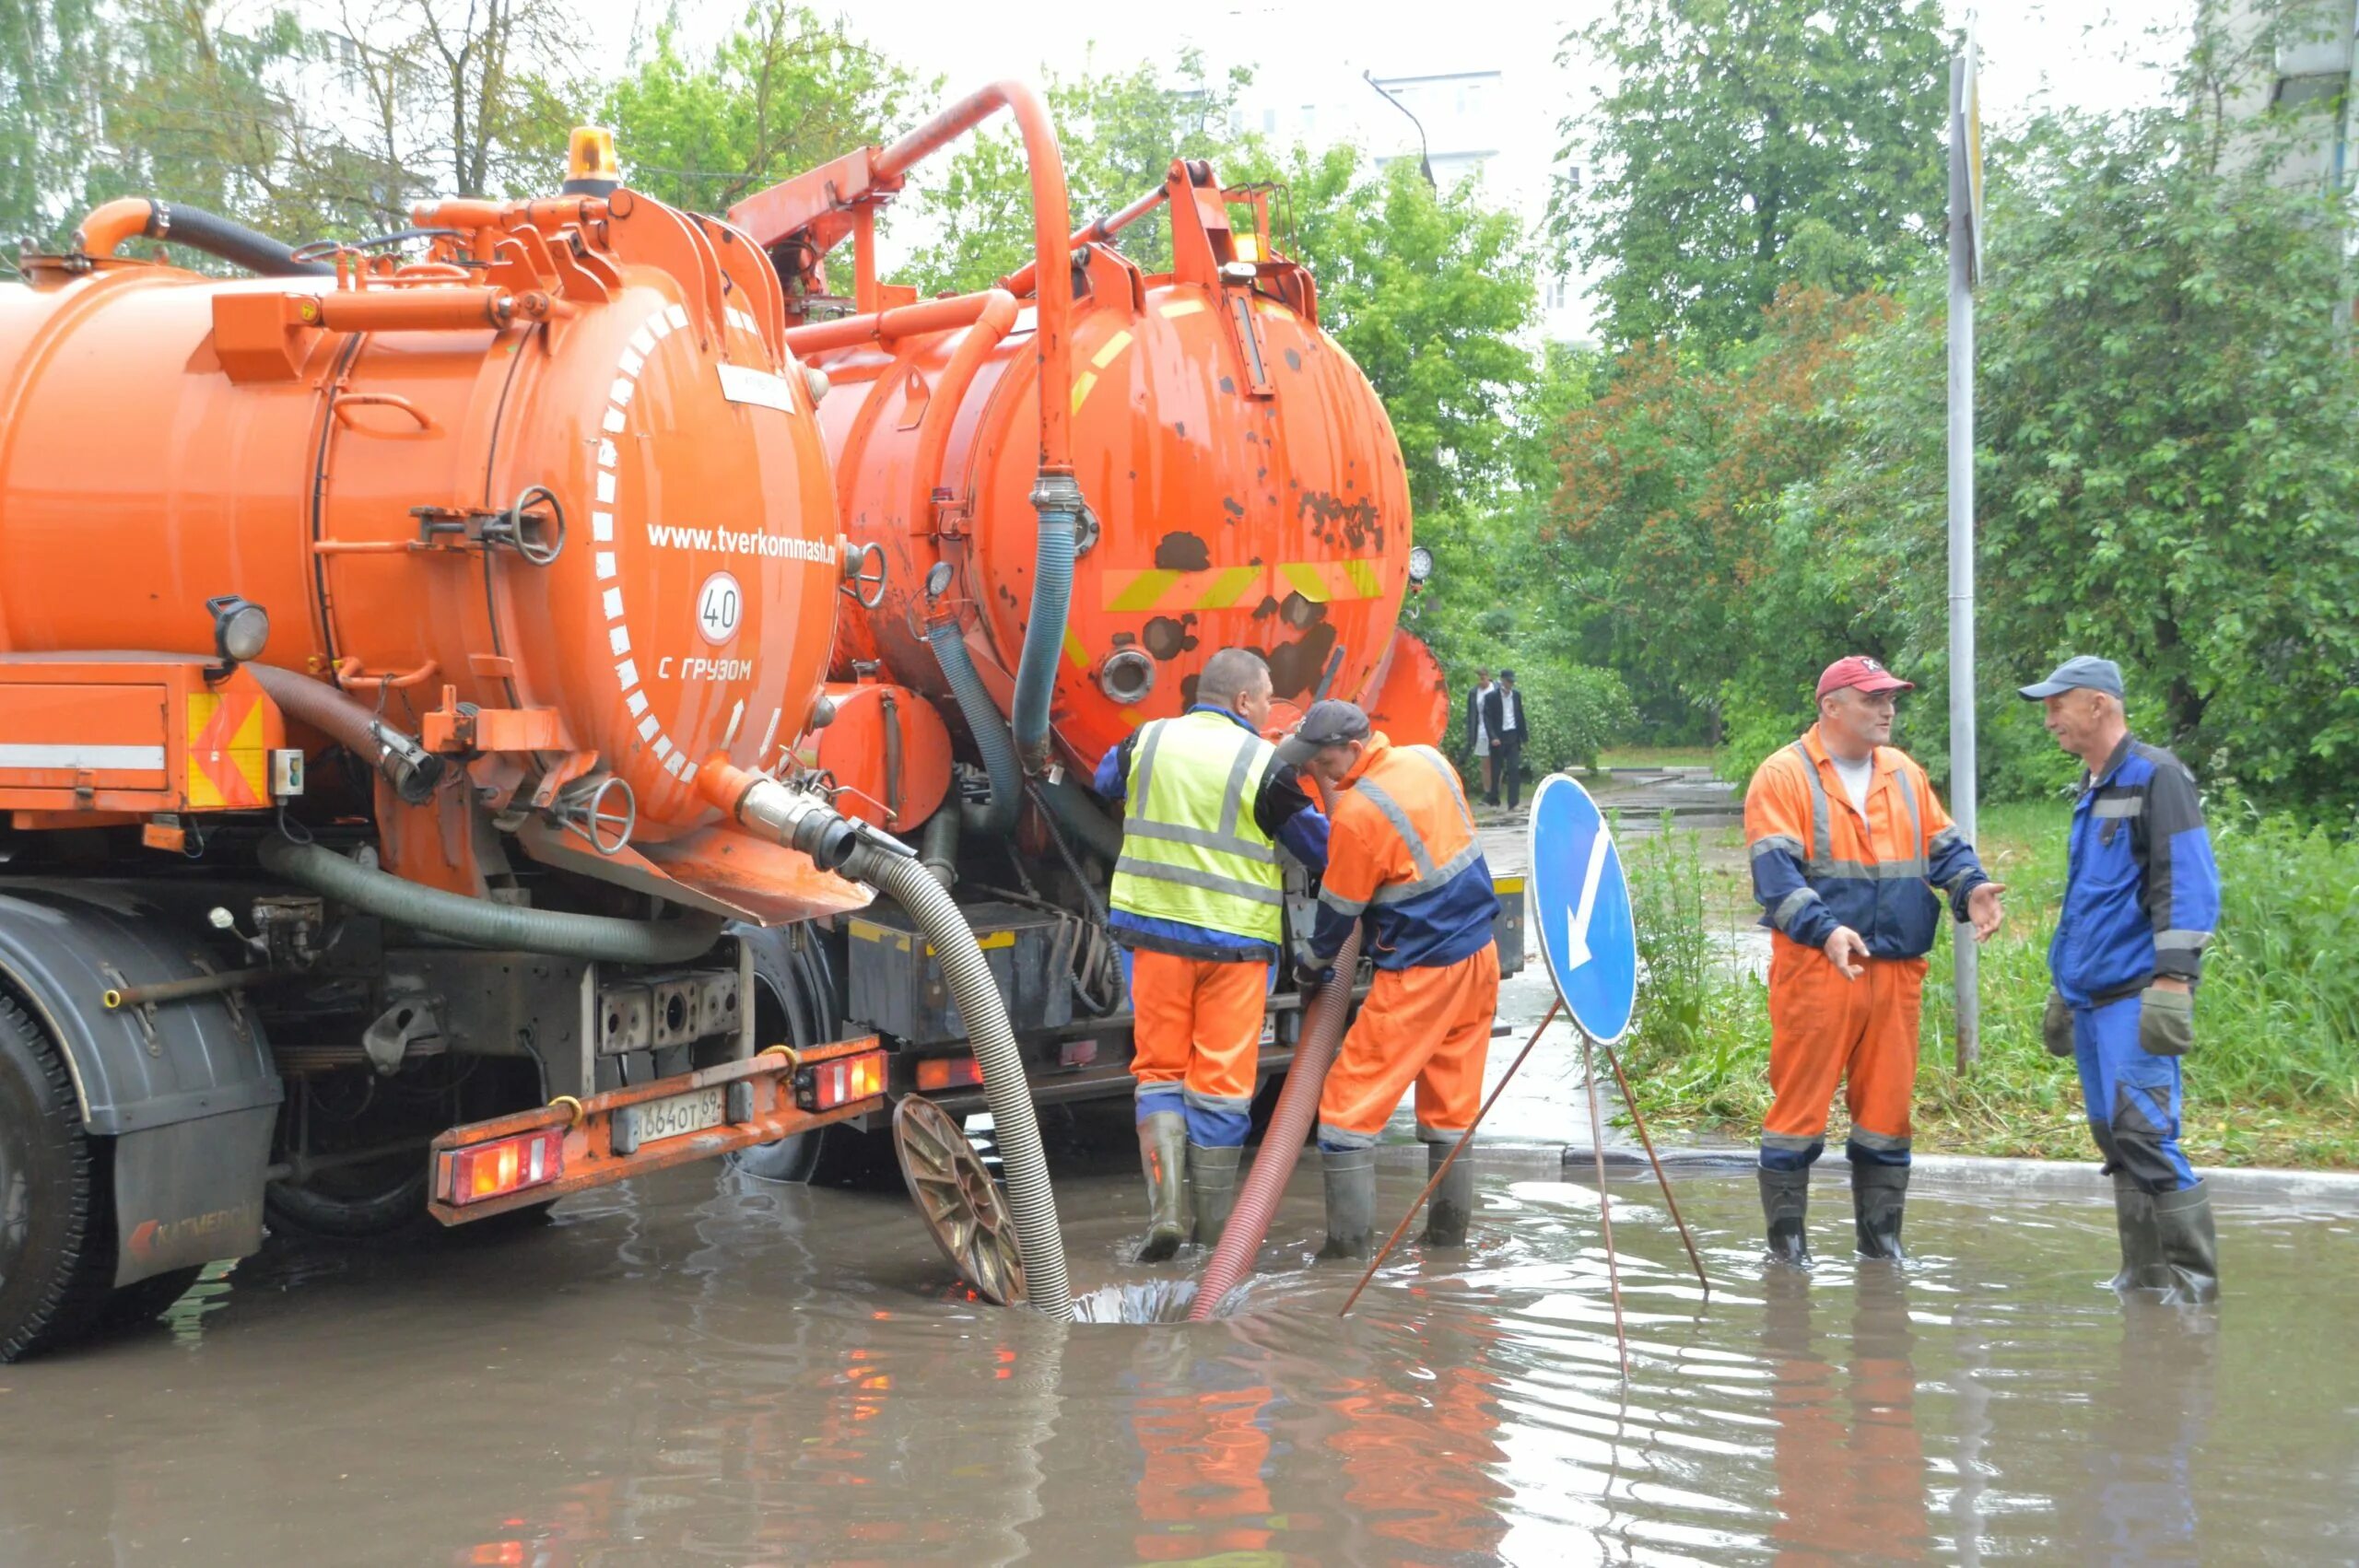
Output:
[{"xmin": 1614, "ymin": 801, "xmax": 2359, "ymax": 1169}]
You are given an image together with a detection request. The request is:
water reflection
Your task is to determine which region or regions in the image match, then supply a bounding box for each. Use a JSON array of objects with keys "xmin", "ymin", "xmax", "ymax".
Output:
[
  {"xmin": 2060, "ymin": 1305, "xmax": 2215, "ymax": 1567},
  {"xmin": 1760, "ymin": 1266, "xmax": 1928, "ymax": 1564}
]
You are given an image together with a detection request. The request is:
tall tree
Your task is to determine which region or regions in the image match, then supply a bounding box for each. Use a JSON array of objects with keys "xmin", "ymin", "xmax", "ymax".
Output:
[
  {"xmin": 897, "ymin": 50, "xmax": 1262, "ymax": 295},
  {"xmin": 0, "ymin": 0, "xmax": 109, "ymax": 252},
  {"xmin": 604, "ymin": 5, "xmax": 924, "ymax": 216},
  {"xmin": 1556, "ymin": 0, "xmax": 1950, "ymax": 347}
]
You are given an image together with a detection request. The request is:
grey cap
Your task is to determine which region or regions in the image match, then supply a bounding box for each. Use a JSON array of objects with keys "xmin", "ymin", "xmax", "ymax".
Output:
[
  {"xmin": 1275, "ymin": 699, "xmax": 1372, "ymax": 766},
  {"xmin": 2019, "ymin": 655, "xmax": 2124, "ymax": 701}
]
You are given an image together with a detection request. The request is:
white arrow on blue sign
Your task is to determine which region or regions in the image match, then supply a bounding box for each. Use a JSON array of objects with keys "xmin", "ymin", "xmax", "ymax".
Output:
[{"xmin": 1528, "ymin": 772, "xmax": 1637, "ymax": 1045}]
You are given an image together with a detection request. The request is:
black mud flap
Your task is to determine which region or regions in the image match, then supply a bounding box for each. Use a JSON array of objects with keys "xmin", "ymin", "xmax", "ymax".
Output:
[{"xmin": 111, "ymin": 1106, "xmax": 275, "ymax": 1284}]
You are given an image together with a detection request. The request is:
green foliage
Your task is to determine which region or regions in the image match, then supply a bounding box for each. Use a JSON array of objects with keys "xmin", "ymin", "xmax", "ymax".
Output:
[
  {"xmin": 605, "ymin": 6, "xmax": 924, "ymax": 216},
  {"xmin": 1558, "ymin": 0, "xmax": 1951, "ymax": 346},
  {"xmin": 1616, "ymin": 803, "xmax": 2359, "ymax": 1167},
  {"xmin": 1775, "ymin": 108, "xmax": 2359, "ymax": 814},
  {"xmin": 900, "ymin": 50, "xmax": 1262, "ymax": 296},
  {"xmin": 0, "ymin": 0, "xmax": 108, "ymax": 249},
  {"xmin": 1551, "ymin": 288, "xmax": 1895, "ymax": 741}
]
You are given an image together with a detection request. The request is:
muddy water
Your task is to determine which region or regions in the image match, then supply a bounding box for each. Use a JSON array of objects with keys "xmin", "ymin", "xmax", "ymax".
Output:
[
  {"xmin": 3, "ymin": 1101, "xmax": 2356, "ymax": 1565},
  {"xmin": 6, "ymin": 784, "xmax": 2355, "ymax": 1565}
]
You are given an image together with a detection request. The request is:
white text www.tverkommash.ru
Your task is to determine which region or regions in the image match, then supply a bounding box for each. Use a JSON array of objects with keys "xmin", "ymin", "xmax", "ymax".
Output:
[{"xmin": 644, "ymin": 522, "xmax": 837, "ymax": 563}]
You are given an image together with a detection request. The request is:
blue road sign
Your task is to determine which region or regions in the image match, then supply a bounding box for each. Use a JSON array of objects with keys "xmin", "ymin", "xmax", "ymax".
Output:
[{"xmin": 1528, "ymin": 773, "xmax": 1637, "ymax": 1045}]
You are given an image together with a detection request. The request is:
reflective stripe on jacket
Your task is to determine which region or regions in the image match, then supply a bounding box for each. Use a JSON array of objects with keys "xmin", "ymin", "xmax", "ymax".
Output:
[
  {"xmin": 1109, "ymin": 709, "xmax": 1285, "ymax": 944},
  {"xmin": 2049, "ymin": 735, "xmax": 2220, "ymax": 1007},
  {"xmin": 1309, "ymin": 735, "xmax": 1498, "ymax": 971},
  {"xmin": 1745, "ymin": 726, "xmax": 1989, "ymax": 960}
]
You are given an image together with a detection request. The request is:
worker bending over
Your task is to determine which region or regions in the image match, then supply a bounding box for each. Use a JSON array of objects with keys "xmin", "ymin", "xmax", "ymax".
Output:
[
  {"xmin": 1745, "ymin": 657, "xmax": 2004, "ymax": 1264},
  {"xmin": 1096, "ymin": 648, "xmax": 1329, "ymax": 1260},
  {"xmin": 1284, "ymin": 701, "xmax": 1500, "ymax": 1258}
]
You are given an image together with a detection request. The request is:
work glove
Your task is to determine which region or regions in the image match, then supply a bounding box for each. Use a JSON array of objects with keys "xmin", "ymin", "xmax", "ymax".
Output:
[
  {"xmin": 1292, "ymin": 942, "xmax": 1334, "ymax": 989},
  {"xmin": 2138, "ymin": 985, "xmax": 2195, "ymax": 1057},
  {"xmin": 2041, "ymin": 991, "xmax": 2074, "ymax": 1059}
]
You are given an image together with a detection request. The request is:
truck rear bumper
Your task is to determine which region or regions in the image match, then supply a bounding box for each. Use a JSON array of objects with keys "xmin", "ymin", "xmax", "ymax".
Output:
[{"xmin": 427, "ymin": 1035, "xmax": 884, "ymax": 1223}]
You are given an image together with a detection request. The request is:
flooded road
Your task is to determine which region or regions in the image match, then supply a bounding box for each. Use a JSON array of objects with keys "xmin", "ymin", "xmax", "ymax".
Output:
[
  {"xmin": 5, "ymin": 1088, "xmax": 2356, "ymax": 1564},
  {"xmin": 6, "ymin": 778, "xmax": 2355, "ymax": 1566}
]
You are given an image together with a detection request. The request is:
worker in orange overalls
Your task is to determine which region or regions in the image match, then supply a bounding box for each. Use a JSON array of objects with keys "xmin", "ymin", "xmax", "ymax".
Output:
[
  {"xmin": 1746, "ymin": 657, "xmax": 2006, "ymax": 1265},
  {"xmin": 1283, "ymin": 700, "xmax": 1500, "ymax": 1258}
]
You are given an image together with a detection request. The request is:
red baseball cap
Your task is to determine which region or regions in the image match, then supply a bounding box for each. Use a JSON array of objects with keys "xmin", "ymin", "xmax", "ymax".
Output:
[{"xmin": 1816, "ymin": 655, "xmax": 1915, "ymax": 700}]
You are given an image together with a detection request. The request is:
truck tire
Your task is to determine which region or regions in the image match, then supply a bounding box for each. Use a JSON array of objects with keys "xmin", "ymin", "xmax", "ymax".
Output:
[
  {"xmin": 0, "ymin": 993, "xmax": 112, "ymax": 1362},
  {"xmin": 264, "ymin": 1160, "xmax": 428, "ymax": 1240}
]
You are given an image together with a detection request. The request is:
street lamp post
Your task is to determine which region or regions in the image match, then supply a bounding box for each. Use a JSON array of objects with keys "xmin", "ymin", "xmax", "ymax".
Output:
[{"xmin": 1363, "ymin": 71, "xmax": 1438, "ymax": 189}]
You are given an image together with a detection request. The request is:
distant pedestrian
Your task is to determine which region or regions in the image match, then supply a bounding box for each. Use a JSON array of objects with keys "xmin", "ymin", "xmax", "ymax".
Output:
[
  {"xmin": 1480, "ymin": 671, "xmax": 1528, "ymax": 810},
  {"xmin": 1465, "ymin": 668, "xmax": 1496, "ymax": 802},
  {"xmin": 1744, "ymin": 656, "xmax": 2004, "ymax": 1265},
  {"xmin": 2021, "ymin": 656, "xmax": 2221, "ymax": 1305}
]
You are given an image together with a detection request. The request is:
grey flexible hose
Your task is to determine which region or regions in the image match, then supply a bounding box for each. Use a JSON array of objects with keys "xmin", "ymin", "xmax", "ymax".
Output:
[
  {"xmin": 1035, "ymin": 775, "xmax": 1122, "ymax": 864},
  {"xmin": 926, "ymin": 616, "xmax": 1021, "ymax": 837},
  {"xmin": 258, "ymin": 837, "xmax": 724, "ymax": 964},
  {"xmin": 847, "ymin": 841, "xmax": 1072, "ymax": 1320}
]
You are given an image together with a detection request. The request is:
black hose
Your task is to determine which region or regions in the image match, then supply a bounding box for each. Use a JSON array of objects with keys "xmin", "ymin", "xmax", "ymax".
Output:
[
  {"xmin": 926, "ymin": 617, "xmax": 1021, "ymax": 837},
  {"xmin": 258, "ymin": 837, "xmax": 725, "ymax": 964},
  {"xmin": 1035, "ymin": 776, "xmax": 1122, "ymax": 864},
  {"xmin": 920, "ymin": 802, "xmax": 961, "ymax": 888},
  {"xmin": 97, "ymin": 199, "xmax": 333, "ymax": 277}
]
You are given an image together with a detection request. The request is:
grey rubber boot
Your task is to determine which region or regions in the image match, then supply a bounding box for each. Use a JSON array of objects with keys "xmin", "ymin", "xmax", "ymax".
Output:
[
  {"xmin": 1758, "ymin": 1166, "xmax": 1813, "ymax": 1267},
  {"xmin": 1318, "ymin": 1147, "xmax": 1378, "ymax": 1259},
  {"xmin": 2153, "ymin": 1179, "xmax": 2220, "ymax": 1305},
  {"xmin": 1134, "ymin": 1111, "xmax": 1191, "ymax": 1263},
  {"xmin": 2107, "ymin": 1172, "xmax": 2168, "ymax": 1293},
  {"xmin": 1189, "ymin": 1141, "xmax": 1241, "ymax": 1251},
  {"xmin": 1850, "ymin": 1162, "xmax": 1909, "ymax": 1261},
  {"xmin": 1424, "ymin": 1140, "xmax": 1475, "ymax": 1248}
]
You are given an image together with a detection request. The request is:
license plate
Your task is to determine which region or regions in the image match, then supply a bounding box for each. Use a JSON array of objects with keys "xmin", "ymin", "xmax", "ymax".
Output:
[{"xmin": 615, "ymin": 1086, "xmax": 724, "ymax": 1149}]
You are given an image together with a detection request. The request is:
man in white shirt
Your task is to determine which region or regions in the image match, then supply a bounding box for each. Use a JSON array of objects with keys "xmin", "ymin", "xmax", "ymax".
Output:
[{"xmin": 1464, "ymin": 669, "xmax": 1496, "ymax": 802}]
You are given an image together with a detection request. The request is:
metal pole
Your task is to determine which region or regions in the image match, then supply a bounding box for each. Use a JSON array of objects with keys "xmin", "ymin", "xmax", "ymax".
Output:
[
  {"xmin": 1948, "ymin": 50, "xmax": 1980, "ymax": 1071},
  {"xmin": 1579, "ymin": 1026, "xmax": 1631, "ymax": 1383},
  {"xmin": 1600, "ymin": 1043, "xmax": 1708, "ymax": 1299}
]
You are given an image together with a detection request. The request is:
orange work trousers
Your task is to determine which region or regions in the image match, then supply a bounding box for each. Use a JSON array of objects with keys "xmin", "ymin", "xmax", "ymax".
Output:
[
  {"xmin": 1763, "ymin": 933, "xmax": 1927, "ymax": 1158},
  {"xmin": 1318, "ymin": 944, "xmax": 1500, "ymax": 1148},
  {"xmin": 1129, "ymin": 950, "xmax": 1267, "ymax": 1114}
]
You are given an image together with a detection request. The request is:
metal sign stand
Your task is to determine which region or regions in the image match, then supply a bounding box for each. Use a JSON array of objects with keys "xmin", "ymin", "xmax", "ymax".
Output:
[{"xmin": 1577, "ymin": 1023, "xmax": 1632, "ymax": 1381}]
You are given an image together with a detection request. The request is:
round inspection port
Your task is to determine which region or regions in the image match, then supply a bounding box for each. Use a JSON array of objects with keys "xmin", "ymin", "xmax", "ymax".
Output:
[
  {"xmin": 1098, "ymin": 648, "xmax": 1156, "ymax": 706},
  {"xmin": 664, "ymin": 995, "xmax": 688, "ymax": 1034}
]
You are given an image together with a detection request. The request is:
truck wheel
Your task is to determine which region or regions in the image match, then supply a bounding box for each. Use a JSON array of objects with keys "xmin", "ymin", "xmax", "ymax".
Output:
[{"xmin": 0, "ymin": 994, "xmax": 112, "ymax": 1362}]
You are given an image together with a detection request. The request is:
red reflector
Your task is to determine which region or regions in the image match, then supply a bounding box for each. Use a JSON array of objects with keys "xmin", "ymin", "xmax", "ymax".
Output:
[
  {"xmin": 799, "ymin": 1049, "xmax": 888, "ymax": 1110},
  {"xmin": 441, "ymin": 1129, "xmax": 563, "ymax": 1207},
  {"xmin": 916, "ymin": 1055, "xmax": 983, "ymax": 1092}
]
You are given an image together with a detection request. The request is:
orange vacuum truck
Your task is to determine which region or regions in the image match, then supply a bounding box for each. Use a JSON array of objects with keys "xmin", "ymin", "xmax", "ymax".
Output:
[{"xmin": 0, "ymin": 91, "xmax": 1519, "ymax": 1358}]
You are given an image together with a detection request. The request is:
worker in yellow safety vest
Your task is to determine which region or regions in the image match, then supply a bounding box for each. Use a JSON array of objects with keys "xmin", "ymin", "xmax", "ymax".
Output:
[{"xmin": 1094, "ymin": 648, "xmax": 1331, "ymax": 1260}]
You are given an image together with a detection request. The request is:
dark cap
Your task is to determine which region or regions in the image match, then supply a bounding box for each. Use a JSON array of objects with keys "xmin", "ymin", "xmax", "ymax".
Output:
[
  {"xmin": 1497, "ymin": 668, "xmax": 1516, "ymax": 682},
  {"xmin": 1816, "ymin": 655, "xmax": 1914, "ymax": 700},
  {"xmin": 2019, "ymin": 655, "xmax": 2123, "ymax": 701},
  {"xmin": 1275, "ymin": 699, "xmax": 1372, "ymax": 766}
]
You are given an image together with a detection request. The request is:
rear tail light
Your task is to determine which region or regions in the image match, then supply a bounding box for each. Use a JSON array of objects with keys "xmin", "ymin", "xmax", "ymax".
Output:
[
  {"xmin": 915, "ymin": 1054, "xmax": 985, "ymax": 1092},
  {"xmin": 439, "ymin": 1129, "xmax": 563, "ymax": 1207},
  {"xmin": 797, "ymin": 1049, "xmax": 887, "ymax": 1111}
]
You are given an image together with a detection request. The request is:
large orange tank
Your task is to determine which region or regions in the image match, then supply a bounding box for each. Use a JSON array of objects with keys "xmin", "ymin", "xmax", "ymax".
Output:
[
  {"xmin": 0, "ymin": 178, "xmax": 847, "ymax": 895},
  {"xmin": 734, "ymin": 122, "xmax": 1424, "ymax": 782},
  {"xmin": 808, "ymin": 210, "xmax": 1412, "ymax": 775}
]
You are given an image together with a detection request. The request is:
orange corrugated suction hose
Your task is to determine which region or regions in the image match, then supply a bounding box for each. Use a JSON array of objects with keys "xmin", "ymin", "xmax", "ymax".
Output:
[{"xmin": 1188, "ymin": 923, "xmax": 1363, "ymax": 1322}]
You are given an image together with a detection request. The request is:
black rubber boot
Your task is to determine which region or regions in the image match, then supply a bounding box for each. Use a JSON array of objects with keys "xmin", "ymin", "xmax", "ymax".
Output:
[
  {"xmin": 1850, "ymin": 1162, "xmax": 1909, "ymax": 1261},
  {"xmin": 1758, "ymin": 1166, "xmax": 1813, "ymax": 1267},
  {"xmin": 1189, "ymin": 1141, "xmax": 1241, "ymax": 1251},
  {"xmin": 2153, "ymin": 1179, "xmax": 2220, "ymax": 1305},
  {"xmin": 1318, "ymin": 1147, "xmax": 1377, "ymax": 1259},
  {"xmin": 1134, "ymin": 1111, "xmax": 1191, "ymax": 1263},
  {"xmin": 2107, "ymin": 1172, "xmax": 2167, "ymax": 1293},
  {"xmin": 1423, "ymin": 1140, "xmax": 1475, "ymax": 1248}
]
